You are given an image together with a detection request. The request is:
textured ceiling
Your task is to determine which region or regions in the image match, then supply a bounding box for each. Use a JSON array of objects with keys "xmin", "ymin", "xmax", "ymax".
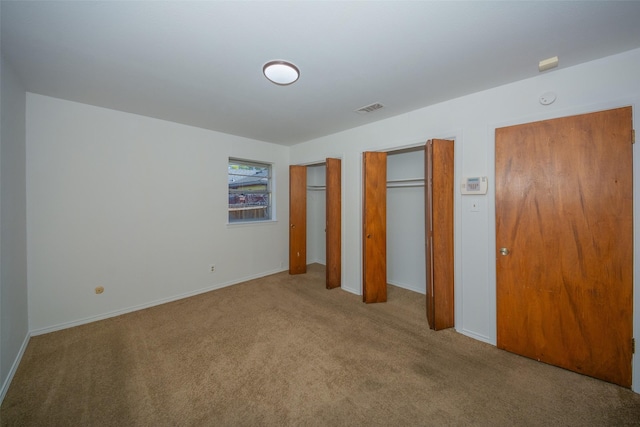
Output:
[{"xmin": 3, "ymin": 1, "xmax": 640, "ymax": 145}]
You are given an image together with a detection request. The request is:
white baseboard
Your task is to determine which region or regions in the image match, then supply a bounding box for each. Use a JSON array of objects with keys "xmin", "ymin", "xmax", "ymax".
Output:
[
  {"xmin": 457, "ymin": 328, "xmax": 493, "ymax": 345},
  {"xmin": 30, "ymin": 267, "xmax": 287, "ymax": 336},
  {"xmin": 0, "ymin": 332, "xmax": 30, "ymax": 404},
  {"xmin": 340, "ymin": 285, "xmax": 360, "ymax": 296}
]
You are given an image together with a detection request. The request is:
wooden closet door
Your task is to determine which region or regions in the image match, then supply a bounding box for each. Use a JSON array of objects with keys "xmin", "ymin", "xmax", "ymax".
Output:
[
  {"xmin": 496, "ymin": 107, "xmax": 633, "ymax": 387},
  {"xmin": 326, "ymin": 158, "xmax": 341, "ymax": 289},
  {"xmin": 362, "ymin": 152, "xmax": 387, "ymax": 303},
  {"xmin": 425, "ymin": 139, "xmax": 455, "ymax": 330},
  {"xmin": 289, "ymin": 165, "xmax": 307, "ymax": 274}
]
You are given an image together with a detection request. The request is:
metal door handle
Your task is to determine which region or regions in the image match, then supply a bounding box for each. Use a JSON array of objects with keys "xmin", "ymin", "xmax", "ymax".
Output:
[
  {"xmin": 500, "ymin": 247, "xmax": 510, "ymax": 256},
  {"xmin": 291, "ymin": 224, "xmax": 295, "ymax": 228}
]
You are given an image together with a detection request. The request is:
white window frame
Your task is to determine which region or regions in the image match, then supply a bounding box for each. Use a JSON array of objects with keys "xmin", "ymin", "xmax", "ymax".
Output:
[{"xmin": 228, "ymin": 158, "xmax": 273, "ymax": 224}]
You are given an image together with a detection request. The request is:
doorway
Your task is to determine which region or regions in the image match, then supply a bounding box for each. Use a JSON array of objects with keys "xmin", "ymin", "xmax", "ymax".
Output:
[
  {"xmin": 495, "ymin": 106, "xmax": 633, "ymax": 387},
  {"xmin": 362, "ymin": 141, "xmax": 455, "ymax": 331},
  {"xmin": 289, "ymin": 159, "xmax": 342, "ymax": 289}
]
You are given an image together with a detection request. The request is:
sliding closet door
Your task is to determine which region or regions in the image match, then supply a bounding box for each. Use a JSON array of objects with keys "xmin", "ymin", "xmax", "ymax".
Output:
[
  {"xmin": 289, "ymin": 165, "xmax": 307, "ymax": 274},
  {"xmin": 425, "ymin": 139, "xmax": 455, "ymax": 330},
  {"xmin": 363, "ymin": 151, "xmax": 387, "ymax": 303},
  {"xmin": 325, "ymin": 158, "xmax": 341, "ymax": 289}
]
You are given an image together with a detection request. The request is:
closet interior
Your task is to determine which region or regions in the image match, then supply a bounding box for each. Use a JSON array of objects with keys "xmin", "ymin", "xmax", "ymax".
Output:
[
  {"xmin": 386, "ymin": 147, "xmax": 427, "ymax": 295},
  {"xmin": 362, "ymin": 140, "xmax": 454, "ymax": 330},
  {"xmin": 306, "ymin": 163, "xmax": 327, "ymax": 266}
]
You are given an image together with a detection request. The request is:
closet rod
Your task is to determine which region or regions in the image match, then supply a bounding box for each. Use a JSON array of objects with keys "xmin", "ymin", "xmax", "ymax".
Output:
[
  {"xmin": 386, "ymin": 177, "xmax": 425, "ymax": 188},
  {"xmin": 386, "ymin": 177, "xmax": 424, "ymax": 184},
  {"xmin": 307, "ymin": 185, "xmax": 326, "ymax": 191},
  {"xmin": 387, "ymin": 183, "xmax": 425, "ymax": 189}
]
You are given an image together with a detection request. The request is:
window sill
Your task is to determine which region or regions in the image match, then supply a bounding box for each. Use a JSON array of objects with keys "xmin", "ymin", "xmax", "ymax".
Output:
[{"xmin": 226, "ymin": 219, "xmax": 278, "ymax": 228}]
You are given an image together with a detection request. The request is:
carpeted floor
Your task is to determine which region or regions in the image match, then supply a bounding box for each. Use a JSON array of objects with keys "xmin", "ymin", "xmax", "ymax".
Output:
[{"xmin": 2, "ymin": 263, "xmax": 640, "ymax": 426}]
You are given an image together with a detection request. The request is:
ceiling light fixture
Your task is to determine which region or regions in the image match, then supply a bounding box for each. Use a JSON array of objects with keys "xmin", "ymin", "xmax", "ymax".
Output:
[{"xmin": 263, "ymin": 60, "xmax": 300, "ymax": 85}]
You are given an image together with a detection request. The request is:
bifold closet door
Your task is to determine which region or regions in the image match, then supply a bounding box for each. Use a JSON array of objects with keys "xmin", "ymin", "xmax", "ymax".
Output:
[
  {"xmin": 290, "ymin": 160, "xmax": 341, "ymax": 285},
  {"xmin": 425, "ymin": 139, "xmax": 455, "ymax": 330},
  {"xmin": 326, "ymin": 158, "xmax": 341, "ymax": 289},
  {"xmin": 362, "ymin": 151, "xmax": 387, "ymax": 303},
  {"xmin": 289, "ymin": 165, "xmax": 307, "ymax": 274}
]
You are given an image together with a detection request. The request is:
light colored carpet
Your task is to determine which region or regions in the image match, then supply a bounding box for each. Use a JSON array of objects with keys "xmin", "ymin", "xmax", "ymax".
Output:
[{"xmin": 2, "ymin": 264, "xmax": 640, "ymax": 426}]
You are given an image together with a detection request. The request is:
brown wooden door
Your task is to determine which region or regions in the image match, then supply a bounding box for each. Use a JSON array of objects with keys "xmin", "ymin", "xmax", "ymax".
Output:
[
  {"xmin": 425, "ymin": 139, "xmax": 455, "ymax": 330},
  {"xmin": 326, "ymin": 158, "xmax": 341, "ymax": 289},
  {"xmin": 363, "ymin": 151, "xmax": 387, "ymax": 303},
  {"xmin": 289, "ymin": 165, "xmax": 307, "ymax": 275},
  {"xmin": 496, "ymin": 107, "xmax": 633, "ymax": 387}
]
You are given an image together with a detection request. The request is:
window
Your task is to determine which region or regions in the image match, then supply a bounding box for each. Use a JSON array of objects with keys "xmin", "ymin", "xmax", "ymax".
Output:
[{"xmin": 228, "ymin": 158, "xmax": 272, "ymax": 223}]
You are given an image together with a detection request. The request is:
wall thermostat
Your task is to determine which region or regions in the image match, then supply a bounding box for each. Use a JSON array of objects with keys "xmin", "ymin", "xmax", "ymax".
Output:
[{"xmin": 461, "ymin": 176, "xmax": 488, "ymax": 195}]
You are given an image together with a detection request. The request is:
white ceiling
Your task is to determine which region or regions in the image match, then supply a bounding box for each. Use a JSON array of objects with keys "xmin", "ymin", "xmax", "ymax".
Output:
[{"xmin": 3, "ymin": 1, "xmax": 640, "ymax": 146}]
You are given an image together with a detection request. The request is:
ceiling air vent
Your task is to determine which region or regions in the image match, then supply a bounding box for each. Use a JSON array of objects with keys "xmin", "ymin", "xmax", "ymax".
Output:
[{"xmin": 355, "ymin": 102, "xmax": 384, "ymax": 114}]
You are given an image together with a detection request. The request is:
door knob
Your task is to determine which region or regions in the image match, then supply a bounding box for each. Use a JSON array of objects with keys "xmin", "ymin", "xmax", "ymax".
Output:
[
  {"xmin": 367, "ymin": 234, "xmax": 372, "ymax": 238},
  {"xmin": 291, "ymin": 224, "xmax": 295, "ymax": 229},
  {"xmin": 500, "ymin": 247, "xmax": 510, "ymax": 256}
]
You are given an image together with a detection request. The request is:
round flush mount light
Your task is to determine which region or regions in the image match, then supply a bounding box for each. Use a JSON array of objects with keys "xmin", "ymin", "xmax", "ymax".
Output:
[{"xmin": 263, "ymin": 60, "xmax": 300, "ymax": 85}]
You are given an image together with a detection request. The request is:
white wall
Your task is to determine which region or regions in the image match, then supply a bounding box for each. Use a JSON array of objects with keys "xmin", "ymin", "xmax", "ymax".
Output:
[
  {"xmin": 290, "ymin": 48, "xmax": 640, "ymax": 392},
  {"xmin": 0, "ymin": 56, "xmax": 29, "ymax": 400},
  {"xmin": 26, "ymin": 94, "xmax": 290, "ymax": 333}
]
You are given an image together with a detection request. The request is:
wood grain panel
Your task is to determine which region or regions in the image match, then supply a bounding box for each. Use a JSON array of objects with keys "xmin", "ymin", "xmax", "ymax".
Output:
[
  {"xmin": 496, "ymin": 107, "xmax": 633, "ymax": 387},
  {"xmin": 326, "ymin": 158, "xmax": 341, "ymax": 289},
  {"xmin": 426, "ymin": 139, "xmax": 455, "ymax": 330},
  {"xmin": 363, "ymin": 152, "xmax": 387, "ymax": 303},
  {"xmin": 289, "ymin": 165, "xmax": 307, "ymax": 275}
]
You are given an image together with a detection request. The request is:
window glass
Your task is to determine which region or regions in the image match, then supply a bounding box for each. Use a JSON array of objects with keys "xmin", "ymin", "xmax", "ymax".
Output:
[{"xmin": 228, "ymin": 159, "xmax": 272, "ymax": 223}]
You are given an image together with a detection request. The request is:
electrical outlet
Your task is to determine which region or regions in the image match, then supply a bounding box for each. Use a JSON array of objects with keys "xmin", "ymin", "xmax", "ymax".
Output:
[
  {"xmin": 95, "ymin": 286, "xmax": 104, "ymax": 294},
  {"xmin": 210, "ymin": 265, "xmax": 215, "ymax": 273}
]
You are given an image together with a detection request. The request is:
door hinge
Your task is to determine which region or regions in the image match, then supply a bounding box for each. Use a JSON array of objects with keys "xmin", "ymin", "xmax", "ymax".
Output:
[
  {"xmin": 633, "ymin": 338, "xmax": 636, "ymax": 354},
  {"xmin": 632, "ymin": 129, "xmax": 635, "ymax": 144}
]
